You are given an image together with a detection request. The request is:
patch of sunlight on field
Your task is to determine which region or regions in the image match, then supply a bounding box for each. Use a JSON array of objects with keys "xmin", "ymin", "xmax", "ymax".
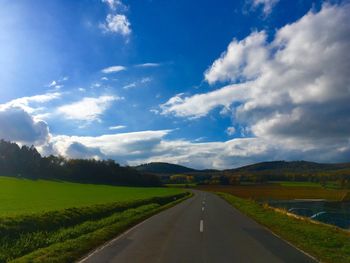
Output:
[{"xmin": 0, "ymin": 176, "xmax": 183, "ymax": 216}]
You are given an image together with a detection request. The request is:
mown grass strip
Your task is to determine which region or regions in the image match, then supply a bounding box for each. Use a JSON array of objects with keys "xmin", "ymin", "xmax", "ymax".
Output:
[
  {"xmin": 217, "ymin": 192, "xmax": 350, "ymax": 263},
  {"xmin": 7, "ymin": 192, "xmax": 191, "ymax": 263}
]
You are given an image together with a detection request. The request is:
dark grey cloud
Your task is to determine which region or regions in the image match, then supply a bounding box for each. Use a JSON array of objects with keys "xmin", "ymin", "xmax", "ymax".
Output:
[{"xmin": 0, "ymin": 107, "xmax": 49, "ymax": 145}]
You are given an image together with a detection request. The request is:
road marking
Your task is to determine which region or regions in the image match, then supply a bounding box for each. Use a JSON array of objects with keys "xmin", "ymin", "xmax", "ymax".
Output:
[
  {"xmin": 202, "ymin": 207, "xmax": 205, "ymax": 211},
  {"xmin": 200, "ymin": 220, "xmax": 204, "ymax": 232}
]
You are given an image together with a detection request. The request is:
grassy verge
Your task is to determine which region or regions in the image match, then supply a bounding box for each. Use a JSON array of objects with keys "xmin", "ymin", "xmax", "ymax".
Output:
[
  {"xmin": 218, "ymin": 192, "xmax": 350, "ymax": 263},
  {"xmin": 0, "ymin": 192, "xmax": 190, "ymax": 263}
]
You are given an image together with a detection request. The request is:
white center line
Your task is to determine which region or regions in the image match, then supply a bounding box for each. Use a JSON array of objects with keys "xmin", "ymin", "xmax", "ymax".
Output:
[{"xmin": 200, "ymin": 220, "xmax": 204, "ymax": 232}]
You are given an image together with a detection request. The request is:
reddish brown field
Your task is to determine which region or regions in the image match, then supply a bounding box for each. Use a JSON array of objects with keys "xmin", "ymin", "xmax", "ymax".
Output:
[{"xmin": 197, "ymin": 184, "xmax": 349, "ymax": 201}]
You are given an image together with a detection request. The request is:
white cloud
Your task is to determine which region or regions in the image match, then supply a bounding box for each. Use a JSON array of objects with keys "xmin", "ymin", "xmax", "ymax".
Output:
[
  {"xmin": 102, "ymin": 0, "xmax": 123, "ymax": 11},
  {"xmin": 47, "ymin": 77, "xmax": 68, "ymax": 90},
  {"xmin": 48, "ymin": 130, "xmax": 171, "ymax": 162},
  {"xmin": 141, "ymin": 77, "xmax": 152, "ymax": 83},
  {"xmin": 122, "ymin": 82, "xmax": 137, "ymax": 90},
  {"xmin": 91, "ymin": 83, "xmax": 102, "ymax": 88},
  {"xmin": 100, "ymin": 14, "xmax": 131, "ymax": 36},
  {"xmin": 101, "ymin": 65, "xmax": 126, "ymax": 74},
  {"xmin": 123, "ymin": 77, "xmax": 152, "ymax": 90},
  {"xmin": 48, "ymin": 80, "xmax": 57, "ymax": 88},
  {"xmin": 204, "ymin": 31, "xmax": 268, "ymax": 84},
  {"xmin": 251, "ymin": 0, "xmax": 279, "ymax": 15},
  {"xmin": 65, "ymin": 142, "xmax": 105, "ymax": 160},
  {"xmin": 109, "ymin": 125, "xmax": 126, "ymax": 130},
  {"xmin": 160, "ymin": 83, "xmax": 251, "ymax": 118},
  {"xmin": 57, "ymin": 95, "xmax": 121, "ymax": 122},
  {"xmin": 160, "ymin": 4, "xmax": 350, "ymax": 165},
  {"xmin": 226, "ymin": 126, "xmax": 236, "ymax": 136},
  {"xmin": 0, "ymin": 92, "xmax": 61, "ymax": 114},
  {"xmin": 135, "ymin": 63, "xmax": 161, "ymax": 68}
]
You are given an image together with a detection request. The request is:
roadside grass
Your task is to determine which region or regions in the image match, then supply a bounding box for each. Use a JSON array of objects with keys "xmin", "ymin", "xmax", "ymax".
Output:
[
  {"xmin": 0, "ymin": 176, "xmax": 183, "ymax": 216},
  {"xmin": 197, "ymin": 185, "xmax": 349, "ymax": 201},
  {"xmin": 218, "ymin": 192, "xmax": 350, "ymax": 263},
  {"xmin": 0, "ymin": 192, "xmax": 190, "ymax": 263}
]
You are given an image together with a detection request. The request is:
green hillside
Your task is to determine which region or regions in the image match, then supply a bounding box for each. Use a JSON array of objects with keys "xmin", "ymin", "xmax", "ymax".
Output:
[{"xmin": 135, "ymin": 162, "xmax": 197, "ymax": 174}]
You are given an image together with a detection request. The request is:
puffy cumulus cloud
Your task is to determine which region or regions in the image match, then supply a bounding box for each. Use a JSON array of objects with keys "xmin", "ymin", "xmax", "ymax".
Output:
[
  {"xmin": 100, "ymin": 14, "xmax": 131, "ymax": 36},
  {"xmin": 42, "ymin": 130, "xmax": 266, "ymax": 168},
  {"xmin": 47, "ymin": 130, "xmax": 171, "ymax": 164},
  {"xmin": 160, "ymin": 83, "xmax": 251, "ymax": 118},
  {"xmin": 160, "ymin": 4, "xmax": 350, "ymax": 165},
  {"xmin": 37, "ymin": 131, "xmax": 350, "ymax": 169},
  {"xmin": 100, "ymin": 0, "xmax": 130, "ymax": 37},
  {"xmin": 65, "ymin": 142, "xmax": 106, "ymax": 160},
  {"xmin": 57, "ymin": 95, "xmax": 121, "ymax": 122},
  {"xmin": 0, "ymin": 107, "xmax": 49, "ymax": 145},
  {"xmin": 35, "ymin": 126, "xmax": 350, "ymax": 170},
  {"xmin": 204, "ymin": 31, "xmax": 268, "ymax": 84}
]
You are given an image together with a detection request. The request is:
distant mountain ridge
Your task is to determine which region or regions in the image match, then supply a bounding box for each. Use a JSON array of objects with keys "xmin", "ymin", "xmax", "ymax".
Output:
[
  {"xmin": 134, "ymin": 162, "xmax": 197, "ymax": 174},
  {"xmin": 226, "ymin": 161, "xmax": 350, "ymax": 173},
  {"xmin": 135, "ymin": 161, "xmax": 350, "ymax": 175}
]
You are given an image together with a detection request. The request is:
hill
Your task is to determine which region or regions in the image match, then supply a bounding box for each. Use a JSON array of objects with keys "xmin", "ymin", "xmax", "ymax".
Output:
[
  {"xmin": 225, "ymin": 161, "xmax": 350, "ymax": 173},
  {"xmin": 134, "ymin": 162, "xmax": 197, "ymax": 175}
]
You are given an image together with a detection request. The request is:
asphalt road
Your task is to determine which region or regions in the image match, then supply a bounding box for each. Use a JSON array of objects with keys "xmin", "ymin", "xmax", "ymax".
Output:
[{"xmin": 80, "ymin": 190, "xmax": 317, "ymax": 263}]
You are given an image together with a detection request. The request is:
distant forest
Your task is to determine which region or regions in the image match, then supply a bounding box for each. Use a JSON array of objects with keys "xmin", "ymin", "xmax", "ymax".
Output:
[
  {"xmin": 138, "ymin": 161, "xmax": 350, "ymax": 188},
  {"xmin": 0, "ymin": 140, "xmax": 161, "ymax": 186}
]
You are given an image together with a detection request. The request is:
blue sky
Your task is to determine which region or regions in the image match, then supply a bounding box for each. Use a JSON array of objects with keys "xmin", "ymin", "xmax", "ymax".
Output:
[{"xmin": 0, "ymin": 0, "xmax": 349, "ymax": 169}]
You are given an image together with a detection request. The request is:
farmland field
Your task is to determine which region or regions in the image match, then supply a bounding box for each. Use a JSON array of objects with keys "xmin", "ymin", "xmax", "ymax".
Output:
[
  {"xmin": 0, "ymin": 176, "xmax": 189, "ymax": 262},
  {"xmin": 198, "ymin": 184, "xmax": 349, "ymax": 201},
  {"xmin": 0, "ymin": 176, "xmax": 183, "ymax": 216}
]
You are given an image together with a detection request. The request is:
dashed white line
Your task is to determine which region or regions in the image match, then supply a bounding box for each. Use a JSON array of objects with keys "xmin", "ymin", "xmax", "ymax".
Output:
[{"xmin": 200, "ymin": 220, "xmax": 204, "ymax": 232}]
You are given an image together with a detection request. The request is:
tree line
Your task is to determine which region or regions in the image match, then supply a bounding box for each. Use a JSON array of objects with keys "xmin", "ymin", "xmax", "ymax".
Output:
[{"xmin": 0, "ymin": 140, "xmax": 161, "ymax": 186}]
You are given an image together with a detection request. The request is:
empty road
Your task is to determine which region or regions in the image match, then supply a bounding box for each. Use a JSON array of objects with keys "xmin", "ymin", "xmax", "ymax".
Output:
[{"xmin": 80, "ymin": 190, "xmax": 317, "ymax": 263}]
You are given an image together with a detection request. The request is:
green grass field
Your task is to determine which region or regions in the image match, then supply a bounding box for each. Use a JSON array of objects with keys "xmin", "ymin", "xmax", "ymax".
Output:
[
  {"xmin": 0, "ymin": 176, "xmax": 183, "ymax": 216},
  {"xmin": 0, "ymin": 176, "xmax": 189, "ymax": 262}
]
